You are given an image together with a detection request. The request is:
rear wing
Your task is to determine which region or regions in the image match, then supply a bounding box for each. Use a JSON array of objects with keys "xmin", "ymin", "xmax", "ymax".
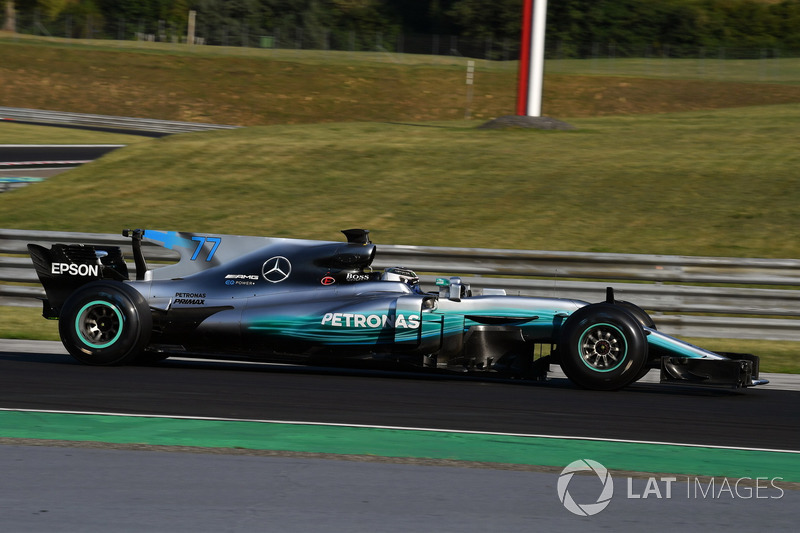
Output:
[{"xmin": 27, "ymin": 242, "xmax": 129, "ymax": 318}]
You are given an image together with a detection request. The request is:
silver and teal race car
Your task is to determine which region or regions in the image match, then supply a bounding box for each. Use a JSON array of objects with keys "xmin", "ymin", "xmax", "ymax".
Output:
[{"xmin": 28, "ymin": 229, "xmax": 767, "ymax": 390}]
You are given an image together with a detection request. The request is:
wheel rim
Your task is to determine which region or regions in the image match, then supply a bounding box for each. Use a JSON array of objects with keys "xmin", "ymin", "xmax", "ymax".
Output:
[
  {"xmin": 75, "ymin": 300, "xmax": 124, "ymax": 349},
  {"xmin": 578, "ymin": 323, "xmax": 626, "ymax": 372}
]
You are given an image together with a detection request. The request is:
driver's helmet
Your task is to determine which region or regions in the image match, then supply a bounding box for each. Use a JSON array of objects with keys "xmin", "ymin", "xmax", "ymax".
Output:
[{"xmin": 382, "ymin": 267, "xmax": 419, "ymax": 286}]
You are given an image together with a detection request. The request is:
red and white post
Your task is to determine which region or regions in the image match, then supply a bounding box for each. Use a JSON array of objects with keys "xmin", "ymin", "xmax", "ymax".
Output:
[{"xmin": 516, "ymin": 0, "xmax": 548, "ymax": 117}]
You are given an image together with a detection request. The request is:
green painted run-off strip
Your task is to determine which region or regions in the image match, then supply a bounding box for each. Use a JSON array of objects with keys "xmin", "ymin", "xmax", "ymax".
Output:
[{"xmin": 1, "ymin": 410, "xmax": 797, "ymax": 481}]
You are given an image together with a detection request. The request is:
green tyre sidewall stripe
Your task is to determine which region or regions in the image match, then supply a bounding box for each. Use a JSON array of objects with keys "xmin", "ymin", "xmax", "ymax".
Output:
[
  {"xmin": 578, "ymin": 322, "xmax": 627, "ymax": 373},
  {"xmin": 75, "ymin": 300, "xmax": 124, "ymax": 349}
]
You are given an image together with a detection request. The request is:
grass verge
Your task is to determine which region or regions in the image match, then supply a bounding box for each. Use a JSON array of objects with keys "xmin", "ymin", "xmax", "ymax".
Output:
[{"xmin": 0, "ymin": 306, "xmax": 59, "ymax": 341}]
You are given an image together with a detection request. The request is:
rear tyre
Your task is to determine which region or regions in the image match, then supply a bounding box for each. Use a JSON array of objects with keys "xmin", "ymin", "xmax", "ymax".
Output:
[
  {"xmin": 59, "ymin": 281, "xmax": 151, "ymax": 366},
  {"xmin": 559, "ymin": 303, "xmax": 648, "ymax": 390}
]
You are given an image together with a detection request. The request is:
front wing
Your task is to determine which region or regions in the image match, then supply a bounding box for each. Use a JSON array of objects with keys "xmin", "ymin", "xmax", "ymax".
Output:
[{"xmin": 646, "ymin": 329, "xmax": 766, "ymax": 388}]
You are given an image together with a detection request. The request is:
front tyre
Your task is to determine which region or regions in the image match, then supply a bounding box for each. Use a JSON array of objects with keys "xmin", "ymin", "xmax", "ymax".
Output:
[
  {"xmin": 615, "ymin": 300, "xmax": 657, "ymax": 382},
  {"xmin": 59, "ymin": 281, "xmax": 152, "ymax": 366},
  {"xmin": 559, "ymin": 303, "xmax": 647, "ymax": 390}
]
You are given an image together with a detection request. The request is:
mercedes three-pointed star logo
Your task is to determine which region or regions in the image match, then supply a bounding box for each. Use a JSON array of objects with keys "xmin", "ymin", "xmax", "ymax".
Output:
[{"xmin": 262, "ymin": 256, "xmax": 292, "ymax": 283}]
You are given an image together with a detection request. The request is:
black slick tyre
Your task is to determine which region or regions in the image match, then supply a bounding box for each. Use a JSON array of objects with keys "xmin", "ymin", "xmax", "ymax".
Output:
[
  {"xmin": 58, "ymin": 281, "xmax": 152, "ymax": 366},
  {"xmin": 559, "ymin": 303, "xmax": 648, "ymax": 390},
  {"xmin": 615, "ymin": 300, "xmax": 657, "ymax": 382},
  {"xmin": 615, "ymin": 300, "xmax": 656, "ymax": 329}
]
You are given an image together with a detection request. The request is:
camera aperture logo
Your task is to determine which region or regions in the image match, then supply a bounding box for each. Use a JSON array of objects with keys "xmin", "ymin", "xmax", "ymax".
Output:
[
  {"xmin": 557, "ymin": 459, "xmax": 614, "ymax": 516},
  {"xmin": 557, "ymin": 459, "xmax": 785, "ymax": 517}
]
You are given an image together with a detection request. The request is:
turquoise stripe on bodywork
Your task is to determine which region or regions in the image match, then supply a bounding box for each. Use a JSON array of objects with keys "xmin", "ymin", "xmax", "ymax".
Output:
[
  {"xmin": 646, "ymin": 328, "xmax": 724, "ymax": 359},
  {"xmin": 247, "ymin": 305, "xmax": 570, "ymax": 348},
  {"xmin": 248, "ymin": 315, "xmax": 394, "ymax": 345}
]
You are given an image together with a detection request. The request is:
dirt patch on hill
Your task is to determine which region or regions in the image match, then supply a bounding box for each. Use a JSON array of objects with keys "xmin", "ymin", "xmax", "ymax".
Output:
[{"xmin": 2, "ymin": 42, "xmax": 800, "ymax": 125}]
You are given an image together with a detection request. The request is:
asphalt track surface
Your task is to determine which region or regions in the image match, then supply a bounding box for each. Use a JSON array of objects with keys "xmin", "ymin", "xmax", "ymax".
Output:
[
  {"xmin": 1, "ymin": 342, "xmax": 797, "ymax": 451},
  {"xmin": 1, "ymin": 341, "xmax": 798, "ymax": 532},
  {"xmin": 0, "ymin": 144, "xmax": 123, "ymax": 165},
  {"xmin": 1, "ymin": 443, "xmax": 795, "ymax": 533}
]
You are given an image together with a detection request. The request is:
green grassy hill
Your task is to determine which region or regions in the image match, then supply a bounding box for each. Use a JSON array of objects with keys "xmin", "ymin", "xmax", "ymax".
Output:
[
  {"xmin": 3, "ymin": 35, "xmax": 800, "ymax": 124},
  {"xmin": 2, "ymin": 36, "xmax": 798, "ymax": 256},
  {"xmin": 2, "ymin": 105, "xmax": 799, "ymax": 258}
]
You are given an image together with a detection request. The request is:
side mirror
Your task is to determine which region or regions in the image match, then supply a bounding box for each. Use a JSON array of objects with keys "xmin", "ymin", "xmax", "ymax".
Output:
[{"xmin": 436, "ymin": 277, "xmax": 468, "ymax": 302}]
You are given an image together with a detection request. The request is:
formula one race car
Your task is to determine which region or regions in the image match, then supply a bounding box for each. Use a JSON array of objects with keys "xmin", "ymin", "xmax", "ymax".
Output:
[{"xmin": 28, "ymin": 229, "xmax": 767, "ymax": 390}]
